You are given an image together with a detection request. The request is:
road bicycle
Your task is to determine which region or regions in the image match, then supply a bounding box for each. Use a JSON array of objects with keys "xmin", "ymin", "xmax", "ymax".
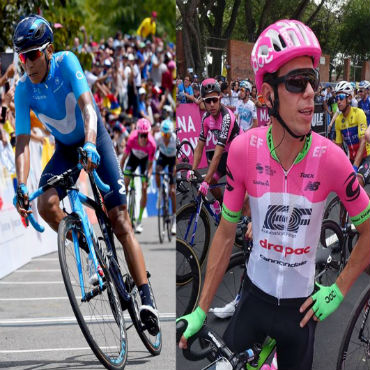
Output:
[
  {"xmin": 20, "ymin": 148, "xmax": 161, "ymax": 369},
  {"xmin": 176, "ymin": 320, "xmax": 276, "ymax": 370},
  {"xmin": 336, "ymin": 282, "xmax": 370, "ymax": 370},
  {"xmin": 156, "ymin": 171, "xmax": 173, "ymax": 243},
  {"xmin": 176, "ymin": 128, "xmax": 194, "ymax": 163},
  {"xmin": 176, "ymin": 168, "xmax": 245, "ymax": 272},
  {"xmin": 122, "ymin": 171, "xmax": 147, "ymax": 229}
]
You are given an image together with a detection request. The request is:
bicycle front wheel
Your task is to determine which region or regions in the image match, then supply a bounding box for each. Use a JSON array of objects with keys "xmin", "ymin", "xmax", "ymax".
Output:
[
  {"xmin": 126, "ymin": 273, "xmax": 162, "ymax": 356},
  {"xmin": 177, "ymin": 139, "xmax": 194, "ymax": 163},
  {"xmin": 337, "ymin": 284, "xmax": 370, "ymax": 370},
  {"xmin": 58, "ymin": 215, "xmax": 127, "ymax": 370},
  {"xmin": 176, "ymin": 238, "xmax": 201, "ymax": 317},
  {"xmin": 157, "ymin": 189, "xmax": 165, "ymax": 243}
]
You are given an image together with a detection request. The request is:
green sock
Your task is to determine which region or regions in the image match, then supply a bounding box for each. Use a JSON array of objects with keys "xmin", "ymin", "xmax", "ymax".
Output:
[{"xmin": 138, "ymin": 207, "xmax": 144, "ymax": 222}]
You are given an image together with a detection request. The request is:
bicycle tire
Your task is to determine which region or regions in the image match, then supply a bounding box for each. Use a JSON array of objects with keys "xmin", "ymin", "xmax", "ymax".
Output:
[
  {"xmin": 324, "ymin": 195, "xmax": 347, "ymax": 228},
  {"xmin": 126, "ymin": 273, "xmax": 163, "ymax": 356},
  {"xmin": 201, "ymin": 252, "xmax": 247, "ymax": 363},
  {"xmin": 315, "ymin": 219, "xmax": 345, "ymax": 286},
  {"xmin": 176, "ymin": 238, "xmax": 201, "ymax": 317},
  {"xmin": 58, "ymin": 215, "xmax": 127, "ymax": 370},
  {"xmin": 157, "ymin": 189, "xmax": 164, "ymax": 243},
  {"xmin": 336, "ymin": 284, "xmax": 370, "ymax": 370},
  {"xmin": 165, "ymin": 189, "xmax": 172, "ymax": 242},
  {"xmin": 176, "ymin": 201, "xmax": 211, "ymax": 279},
  {"xmin": 177, "ymin": 139, "xmax": 194, "ymax": 163},
  {"xmin": 175, "ymin": 163, "xmax": 203, "ymax": 202}
]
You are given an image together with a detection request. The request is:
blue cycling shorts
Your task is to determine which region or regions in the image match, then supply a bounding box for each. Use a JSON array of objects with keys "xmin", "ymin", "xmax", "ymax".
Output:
[{"xmin": 39, "ymin": 117, "xmax": 126, "ymax": 210}]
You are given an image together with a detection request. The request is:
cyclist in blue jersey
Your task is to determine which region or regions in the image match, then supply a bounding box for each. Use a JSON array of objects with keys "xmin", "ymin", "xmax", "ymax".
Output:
[
  {"xmin": 12, "ymin": 15, "xmax": 159, "ymax": 335},
  {"xmin": 358, "ymin": 80, "xmax": 370, "ymax": 126}
]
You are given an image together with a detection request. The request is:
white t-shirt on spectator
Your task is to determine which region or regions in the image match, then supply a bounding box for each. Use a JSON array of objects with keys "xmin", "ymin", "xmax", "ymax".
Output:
[
  {"xmin": 133, "ymin": 63, "xmax": 141, "ymax": 87},
  {"xmin": 85, "ymin": 70, "xmax": 98, "ymax": 89},
  {"xmin": 235, "ymin": 99, "xmax": 257, "ymax": 132}
]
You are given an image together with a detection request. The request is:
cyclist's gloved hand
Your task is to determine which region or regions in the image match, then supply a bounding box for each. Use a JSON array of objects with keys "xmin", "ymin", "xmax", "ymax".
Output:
[
  {"xmin": 311, "ymin": 282, "xmax": 343, "ymax": 321},
  {"xmin": 13, "ymin": 183, "xmax": 32, "ymax": 218},
  {"xmin": 199, "ymin": 181, "xmax": 209, "ymax": 196},
  {"xmin": 81, "ymin": 142, "xmax": 100, "ymax": 170},
  {"xmin": 186, "ymin": 170, "xmax": 195, "ymax": 182},
  {"xmin": 353, "ymin": 165, "xmax": 358, "ymax": 173},
  {"xmin": 176, "ymin": 306, "xmax": 206, "ymax": 345}
]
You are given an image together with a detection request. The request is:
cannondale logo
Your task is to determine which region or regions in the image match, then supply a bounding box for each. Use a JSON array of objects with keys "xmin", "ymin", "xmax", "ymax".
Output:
[
  {"xmin": 345, "ymin": 172, "xmax": 360, "ymax": 201},
  {"xmin": 263, "ymin": 205, "xmax": 312, "ymax": 233},
  {"xmin": 225, "ymin": 165, "xmax": 234, "ymax": 192}
]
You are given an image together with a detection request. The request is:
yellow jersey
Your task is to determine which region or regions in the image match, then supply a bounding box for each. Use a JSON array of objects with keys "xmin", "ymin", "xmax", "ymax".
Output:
[
  {"xmin": 137, "ymin": 17, "xmax": 156, "ymax": 38},
  {"xmin": 335, "ymin": 106, "xmax": 370, "ymax": 161}
]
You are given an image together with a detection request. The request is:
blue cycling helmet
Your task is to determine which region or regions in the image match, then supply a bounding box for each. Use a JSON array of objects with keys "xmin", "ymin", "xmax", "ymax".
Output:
[
  {"xmin": 160, "ymin": 119, "xmax": 173, "ymax": 134},
  {"xmin": 13, "ymin": 14, "xmax": 53, "ymax": 53},
  {"xmin": 359, "ymin": 80, "xmax": 370, "ymax": 89}
]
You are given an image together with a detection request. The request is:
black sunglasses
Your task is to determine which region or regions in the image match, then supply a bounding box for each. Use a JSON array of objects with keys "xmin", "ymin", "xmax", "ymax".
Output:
[
  {"xmin": 139, "ymin": 133, "xmax": 148, "ymax": 138},
  {"xmin": 270, "ymin": 68, "xmax": 320, "ymax": 93},
  {"xmin": 203, "ymin": 96, "xmax": 220, "ymax": 104}
]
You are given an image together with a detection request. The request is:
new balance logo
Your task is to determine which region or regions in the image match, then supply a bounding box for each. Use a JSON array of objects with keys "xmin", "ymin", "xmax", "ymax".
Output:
[{"xmin": 305, "ymin": 181, "xmax": 320, "ymax": 191}]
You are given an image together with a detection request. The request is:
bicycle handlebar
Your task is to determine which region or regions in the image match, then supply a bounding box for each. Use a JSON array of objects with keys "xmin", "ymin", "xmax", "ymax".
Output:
[
  {"xmin": 176, "ymin": 320, "xmax": 260, "ymax": 369},
  {"xmin": 16, "ymin": 148, "xmax": 111, "ymax": 233}
]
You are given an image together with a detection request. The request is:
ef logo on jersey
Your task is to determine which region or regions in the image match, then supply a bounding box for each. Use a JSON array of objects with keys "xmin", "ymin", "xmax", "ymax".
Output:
[{"xmin": 263, "ymin": 205, "xmax": 312, "ymax": 233}]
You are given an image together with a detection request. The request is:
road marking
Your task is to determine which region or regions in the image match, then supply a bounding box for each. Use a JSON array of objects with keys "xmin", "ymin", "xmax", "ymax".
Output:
[
  {"xmin": 0, "ymin": 313, "xmax": 175, "ymax": 327},
  {"xmin": 15, "ymin": 269, "xmax": 60, "ymax": 273},
  {"xmin": 0, "ymin": 346, "xmax": 114, "ymax": 354},
  {"xmin": 32, "ymin": 258, "xmax": 59, "ymax": 261},
  {"xmin": 0, "ymin": 297, "xmax": 70, "ymax": 301},
  {"xmin": 0, "ymin": 281, "xmax": 65, "ymax": 285}
]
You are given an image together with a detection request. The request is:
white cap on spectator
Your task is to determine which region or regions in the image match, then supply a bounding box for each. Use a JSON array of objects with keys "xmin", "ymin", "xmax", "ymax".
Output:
[
  {"xmin": 128, "ymin": 53, "xmax": 135, "ymax": 61},
  {"xmin": 138, "ymin": 87, "xmax": 146, "ymax": 95}
]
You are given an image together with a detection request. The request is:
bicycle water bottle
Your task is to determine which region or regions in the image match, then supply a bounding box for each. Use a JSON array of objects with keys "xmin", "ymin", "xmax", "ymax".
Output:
[{"xmin": 211, "ymin": 200, "xmax": 221, "ymax": 215}]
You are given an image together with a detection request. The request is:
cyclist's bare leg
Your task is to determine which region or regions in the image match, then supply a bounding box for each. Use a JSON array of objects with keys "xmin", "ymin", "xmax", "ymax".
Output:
[
  {"xmin": 37, "ymin": 188, "xmax": 65, "ymax": 232},
  {"xmin": 155, "ymin": 165, "xmax": 162, "ymax": 189},
  {"xmin": 140, "ymin": 181, "xmax": 148, "ymax": 210},
  {"xmin": 108, "ymin": 204, "xmax": 148, "ymax": 285},
  {"xmin": 170, "ymin": 184, "xmax": 176, "ymax": 213},
  {"xmin": 124, "ymin": 175, "xmax": 130, "ymax": 194}
]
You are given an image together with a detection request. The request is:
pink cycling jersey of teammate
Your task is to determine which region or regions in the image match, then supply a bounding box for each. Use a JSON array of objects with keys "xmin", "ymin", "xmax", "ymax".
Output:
[
  {"xmin": 120, "ymin": 118, "xmax": 156, "ymax": 233},
  {"xmin": 189, "ymin": 78, "xmax": 240, "ymax": 201},
  {"xmin": 178, "ymin": 19, "xmax": 370, "ymax": 370}
]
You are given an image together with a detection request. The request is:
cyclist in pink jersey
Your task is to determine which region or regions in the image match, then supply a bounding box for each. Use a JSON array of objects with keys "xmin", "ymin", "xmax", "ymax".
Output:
[
  {"xmin": 178, "ymin": 19, "xmax": 370, "ymax": 370},
  {"xmin": 188, "ymin": 78, "xmax": 239, "ymax": 202},
  {"xmin": 120, "ymin": 118, "xmax": 156, "ymax": 233}
]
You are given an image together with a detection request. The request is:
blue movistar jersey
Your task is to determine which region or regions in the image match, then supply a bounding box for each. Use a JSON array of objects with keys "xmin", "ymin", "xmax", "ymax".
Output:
[
  {"xmin": 358, "ymin": 97, "xmax": 370, "ymax": 126},
  {"xmin": 15, "ymin": 51, "xmax": 93, "ymax": 145}
]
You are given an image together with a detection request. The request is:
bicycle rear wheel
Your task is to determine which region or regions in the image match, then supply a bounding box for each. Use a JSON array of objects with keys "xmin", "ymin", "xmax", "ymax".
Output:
[
  {"xmin": 176, "ymin": 238, "xmax": 201, "ymax": 317},
  {"xmin": 176, "ymin": 201, "xmax": 211, "ymax": 274},
  {"xmin": 336, "ymin": 284, "xmax": 370, "ymax": 370},
  {"xmin": 58, "ymin": 215, "xmax": 127, "ymax": 370},
  {"xmin": 315, "ymin": 219, "xmax": 345, "ymax": 285},
  {"xmin": 126, "ymin": 273, "xmax": 162, "ymax": 356},
  {"xmin": 177, "ymin": 140, "xmax": 194, "ymax": 163}
]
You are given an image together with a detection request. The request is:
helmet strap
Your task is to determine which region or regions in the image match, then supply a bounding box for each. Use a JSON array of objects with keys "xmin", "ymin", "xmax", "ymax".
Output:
[{"xmin": 268, "ymin": 87, "xmax": 310, "ymax": 142}]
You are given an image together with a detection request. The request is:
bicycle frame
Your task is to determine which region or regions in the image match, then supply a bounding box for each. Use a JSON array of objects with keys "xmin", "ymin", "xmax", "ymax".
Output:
[{"xmin": 183, "ymin": 182, "xmax": 226, "ymax": 247}]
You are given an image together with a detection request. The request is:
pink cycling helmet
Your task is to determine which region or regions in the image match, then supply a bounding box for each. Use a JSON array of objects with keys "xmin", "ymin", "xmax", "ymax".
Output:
[
  {"xmin": 251, "ymin": 19, "xmax": 321, "ymax": 92},
  {"xmin": 137, "ymin": 118, "xmax": 151, "ymax": 134}
]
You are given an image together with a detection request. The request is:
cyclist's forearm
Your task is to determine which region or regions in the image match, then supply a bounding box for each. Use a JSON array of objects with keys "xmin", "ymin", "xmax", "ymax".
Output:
[
  {"xmin": 15, "ymin": 135, "xmax": 31, "ymax": 185},
  {"xmin": 147, "ymin": 161, "xmax": 153, "ymax": 177},
  {"xmin": 204, "ymin": 146, "xmax": 223, "ymax": 184},
  {"xmin": 120, "ymin": 152, "xmax": 129, "ymax": 171},
  {"xmin": 79, "ymin": 93, "xmax": 97, "ymax": 144},
  {"xmin": 336, "ymin": 219, "xmax": 370, "ymax": 297},
  {"xmin": 353, "ymin": 138, "xmax": 365, "ymax": 168},
  {"xmin": 199, "ymin": 218, "xmax": 236, "ymax": 312},
  {"xmin": 192, "ymin": 141, "xmax": 204, "ymax": 170}
]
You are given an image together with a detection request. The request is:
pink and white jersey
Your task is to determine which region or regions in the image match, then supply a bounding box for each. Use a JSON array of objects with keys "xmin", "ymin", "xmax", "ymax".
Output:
[
  {"xmin": 222, "ymin": 126, "xmax": 370, "ymax": 299},
  {"xmin": 199, "ymin": 105, "xmax": 239, "ymax": 153},
  {"xmin": 125, "ymin": 130, "xmax": 156, "ymax": 160}
]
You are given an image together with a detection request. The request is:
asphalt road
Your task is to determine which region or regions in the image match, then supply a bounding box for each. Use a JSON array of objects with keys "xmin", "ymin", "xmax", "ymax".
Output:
[
  {"xmin": 0, "ymin": 216, "xmax": 175, "ymax": 370},
  {"xmin": 176, "ymin": 180, "xmax": 370, "ymax": 370}
]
